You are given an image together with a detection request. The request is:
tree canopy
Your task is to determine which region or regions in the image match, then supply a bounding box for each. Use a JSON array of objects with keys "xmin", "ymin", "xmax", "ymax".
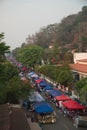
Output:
[
  {"xmin": 0, "ymin": 33, "xmax": 10, "ymax": 62},
  {"xmin": 39, "ymin": 64, "xmax": 73, "ymax": 88},
  {"xmin": 0, "ymin": 33, "xmax": 31, "ymax": 104},
  {"xmin": 26, "ymin": 6, "xmax": 87, "ymax": 52},
  {"xmin": 14, "ymin": 44, "xmax": 43, "ymax": 67},
  {"xmin": 75, "ymin": 77, "xmax": 87, "ymax": 102}
]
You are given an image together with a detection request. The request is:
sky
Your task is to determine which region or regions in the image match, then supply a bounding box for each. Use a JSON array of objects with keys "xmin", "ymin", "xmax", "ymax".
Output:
[{"xmin": 0, "ymin": 0, "xmax": 87, "ymax": 50}]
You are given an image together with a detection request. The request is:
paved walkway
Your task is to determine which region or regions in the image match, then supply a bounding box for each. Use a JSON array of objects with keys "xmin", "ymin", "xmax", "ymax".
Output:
[{"xmin": 27, "ymin": 118, "xmax": 42, "ymax": 130}]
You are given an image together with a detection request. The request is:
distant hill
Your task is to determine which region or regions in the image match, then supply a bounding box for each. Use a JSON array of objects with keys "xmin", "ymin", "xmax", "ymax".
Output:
[{"xmin": 26, "ymin": 6, "xmax": 87, "ymax": 52}]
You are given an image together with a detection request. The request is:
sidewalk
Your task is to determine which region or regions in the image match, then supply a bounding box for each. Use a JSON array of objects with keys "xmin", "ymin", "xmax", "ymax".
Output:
[{"xmin": 27, "ymin": 118, "xmax": 42, "ymax": 130}]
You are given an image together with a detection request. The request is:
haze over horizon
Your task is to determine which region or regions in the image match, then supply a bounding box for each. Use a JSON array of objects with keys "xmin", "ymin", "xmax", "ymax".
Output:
[{"xmin": 0, "ymin": 0, "xmax": 87, "ymax": 50}]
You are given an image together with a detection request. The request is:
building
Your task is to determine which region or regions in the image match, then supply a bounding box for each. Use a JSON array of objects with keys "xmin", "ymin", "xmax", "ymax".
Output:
[
  {"xmin": 70, "ymin": 53, "xmax": 87, "ymax": 80},
  {"xmin": 73, "ymin": 53, "xmax": 87, "ymax": 63},
  {"xmin": 0, "ymin": 104, "xmax": 30, "ymax": 130}
]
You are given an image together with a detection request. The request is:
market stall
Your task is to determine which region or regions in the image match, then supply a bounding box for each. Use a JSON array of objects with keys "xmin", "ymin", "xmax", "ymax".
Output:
[
  {"xmin": 35, "ymin": 79, "xmax": 44, "ymax": 84},
  {"xmin": 55, "ymin": 94, "xmax": 71, "ymax": 101},
  {"xmin": 62, "ymin": 99, "xmax": 85, "ymax": 119},
  {"xmin": 48, "ymin": 89, "xmax": 62, "ymax": 97},
  {"xmin": 33, "ymin": 101, "xmax": 56, "ymax": 123},
  {"xmin": 47, "ymin": 89, "xmax": 62, "ymax": 102},
  {"xmin": 39, "ymin": 81, "xmax": 47, "ymax": 87},
  {"xmin": 55, "ymin": 94, "xmax": 71, "ymax": 108},
  {"xmin": 62, "ymin": 99, "xmax": 85, "ymax": 110},
  {"xmin": 43, "ymin": 84, "xmax": 53, "ymax": 91},
  {"xmin": 29, "ymin": 92, "xmax": 45, "ymax": 103}
]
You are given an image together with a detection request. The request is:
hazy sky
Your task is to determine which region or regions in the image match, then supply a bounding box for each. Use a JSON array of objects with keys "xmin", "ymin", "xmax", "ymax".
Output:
[{"xmin": 0, "ymin": 0, "xmax": 87, "ymax": 50}]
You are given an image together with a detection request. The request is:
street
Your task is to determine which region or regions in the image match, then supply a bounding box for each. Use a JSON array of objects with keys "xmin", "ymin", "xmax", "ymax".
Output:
[
  {"xmin": 28, "ymin": 79, "xmax": 87, "ymax": 130},
  {"xmin": 41, "ymin": 101, "xmax": 87, "ymax": 130},
  {"xmin": 23, "ymin": 77, "xmax": 87, "ymax": 130}
]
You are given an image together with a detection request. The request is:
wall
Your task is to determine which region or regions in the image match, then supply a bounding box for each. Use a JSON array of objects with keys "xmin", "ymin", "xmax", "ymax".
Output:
[{"xmin": 73, "ymin": 53, "xmax": 87, "ymax": 63}]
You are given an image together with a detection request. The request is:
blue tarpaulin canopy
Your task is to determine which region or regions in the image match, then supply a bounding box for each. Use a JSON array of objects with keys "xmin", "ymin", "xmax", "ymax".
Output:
[
  {"xmin": 33, "ymin": 102, "xmax": 54, "ymax": 114},
  {"xmin": 48, "ymin": 89, "xmax": 62, "ymax": 97},
  {"xmin": 43, "ymin": 84, "xmax": 53, "ymax": 91},
  {"xmin": 39, "ymin": 81, "xmax": 47, "ymax": 87}
]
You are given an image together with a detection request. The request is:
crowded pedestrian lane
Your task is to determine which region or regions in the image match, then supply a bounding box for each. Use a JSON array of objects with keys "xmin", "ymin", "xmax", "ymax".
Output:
[{"xmin": 23, "ymin": 70, "xmax": 87, "ymax": 130}]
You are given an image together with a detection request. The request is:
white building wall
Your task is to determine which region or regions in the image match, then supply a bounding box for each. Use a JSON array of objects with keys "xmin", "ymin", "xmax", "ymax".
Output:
[{"xmin": 73, "ymin": 53, "xmax": 87, "ymax": 63}]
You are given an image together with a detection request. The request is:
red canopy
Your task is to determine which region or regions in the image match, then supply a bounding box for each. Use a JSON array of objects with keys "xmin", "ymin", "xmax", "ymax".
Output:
[
  {"xmin": 21, "ymin": 67, "xmax": 28, "ymax": 71},
  {"xmin": 35, "ymin": 79, "xmax": 44, "ymax": 84},
  {"xmin": 62, "ymin": 99, "xmax": 85, "ymax": 110},
  {"xmin": 55, "ymin": 94, "xmax": 71, "ymax": 101}
]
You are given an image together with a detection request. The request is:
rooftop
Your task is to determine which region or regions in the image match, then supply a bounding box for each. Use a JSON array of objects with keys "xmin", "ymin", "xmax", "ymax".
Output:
[
  {"xmin": 77, "ymin": 59, "xmax": 87, "ymax": 62},
  {"xmin": 70, "ymin": 63, "xmax": 87, "ymax": 73},
  {"xmin": 0, "ymin": 104, "xmax": 10, "ymax": 130},
  {"xmin": 0, "ymin": 104, "xmax": 30, "ymax": 130}
]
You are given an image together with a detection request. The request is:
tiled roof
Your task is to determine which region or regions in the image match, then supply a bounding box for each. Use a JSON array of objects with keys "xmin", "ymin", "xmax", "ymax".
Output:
[
  {"xmin": 77, "ymin": 59, "xmax": 87, "ymax": 62},
  {"xmin": 69, "ymin": 63, "xmax": 87, "ymax": 73}
]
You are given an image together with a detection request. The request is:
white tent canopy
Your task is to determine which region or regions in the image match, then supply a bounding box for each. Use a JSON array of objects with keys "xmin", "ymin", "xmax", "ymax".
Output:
[{"xmin": 29, "ymin": 92, "xmax": 45, "ymax": 102}]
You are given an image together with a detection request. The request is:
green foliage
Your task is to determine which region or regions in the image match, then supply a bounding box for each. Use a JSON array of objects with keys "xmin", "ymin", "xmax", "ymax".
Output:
[
  {"xmin": 0, "ymin": 33, "xmax": 32, "ymax": 104},
  {"xmin": 63, "ymin": 52, "xmax": 73, "ymax": 63},
  {"xmin": 75, "ymin": 78, "xmax": 87, "ymax": 102},
  {"xmin": 0, "ymin": 91, "xmax": 6, "ymax": 104},
  {"xmin": 4, "ymin": 76, "xmax": 31, "ymax": 103},
  {"xmin": 0, "ymin": 62, "xmax": 19, "ymax": 86},
  {"xmin": 80, "ymin": 85, "xmax": 87, "ymax": 102},
  {"xmin": 0, "ymin": 42, "xmax": 10, "ymax": 55},
  {"xmin": 39, "ymin": 64, "xmax": 59, "ymax": 81},
  {"xmin": 57, "ymin": 64, "xmax": 73, "ymax": 87},
  {"xmin": 75, "ymin": 78, "xmax": 87, "ymax": 92},
  {"xmin": 0, "ymin": 66, "xmax": 19, "ymax": 104},
  {"xmin": 15, "ymin": 45, "xmax": 43, "ymax": 67},
  {"xmin": 0, "ymin": 33, "xmax": 10, "ymax": 62},
  {"xmin": 0, "ymin": 75, "xmax": 31, "ymax": 104},
  {"xmin": 4, "ymin": 63, "xmax": 19, "ymax": 81},
  {"xmin": 39, "ymin": 64, "xmax": 73, "ymax": 87},
  {"xmin": 0, "ymin": 33, "xmax": 10, "ymax": 83}
]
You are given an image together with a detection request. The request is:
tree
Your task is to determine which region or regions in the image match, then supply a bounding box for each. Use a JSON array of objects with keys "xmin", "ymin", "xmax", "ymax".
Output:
[
  {"xmin": 0, "ymin": 33, "xmax": 10, "ymax": 84},
  {"xmin": 4, "ymin": 76, "xmax": 31, "ymax": 103},
  {"xmin": 80, "ymin": 86, "xmax": 87, "ymax": 102},
  {"xmin": 0, "ymin": 63, "xmax": 19, "ymax": 104},
  {"xmin": 3, "ymin": 62, "xmax": 19, "ymax": 81},
  {"xmin": 15, "ymin": 44, "xmax": 43, "ymax": 67},
  {"xmin": 39, "ymin": 64, "xmax": 73, "ymax": 87},
  {"xmin": 63, "ymin": 52, "xmax": 73, "ymax": 64},
  {"xmin": 75, "ymin": 78, "xmax": 87, "ymax": 102},
  {"xmin": 0, "ymin": 64, "xmax": 30, "ymax": 104},
  {"xmin": 0, "ymin": 33, "xmax": 10, "ymax": 62},
  {"xmin": 57, "ymin": 64, "xmax": 73, "ymax": 87},
  {"xmin": 0, "ymin": 33, "xmax": 32, "ymax": 104}
]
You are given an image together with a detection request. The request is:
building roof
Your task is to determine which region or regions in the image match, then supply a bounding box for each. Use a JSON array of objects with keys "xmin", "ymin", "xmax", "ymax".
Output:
[
  {"xmin": 0, "ymin": 104, "xmax": 10, "ymax": 130},
  {"xmin": 77, "ymin": 59, "xmax": 87, "ymax": 62},
  {"xmin": 0, "ymin": 104, "xmax": 30, "ymax": 130},
  {"xmin": 10, "ymin": 107, "xmax": 30, "ymax": 130},
  {"xmin": 70, "ymin": 63, "xmax": 87, "ymax": 73}
]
